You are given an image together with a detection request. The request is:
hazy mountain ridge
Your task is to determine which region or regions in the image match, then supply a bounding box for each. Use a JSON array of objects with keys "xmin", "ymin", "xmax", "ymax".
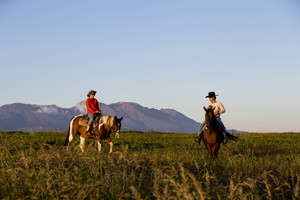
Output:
[{"xmin": 0, "ymin": 102, "xmax": 200, "ymax": 133}]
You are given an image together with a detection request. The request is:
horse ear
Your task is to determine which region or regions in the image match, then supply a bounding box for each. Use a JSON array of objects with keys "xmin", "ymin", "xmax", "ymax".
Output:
[
  {"xmin": 203, "ymin": 106, "xmax": 207, "ymax": 111},
  {"xmin": 120, "ymin": 116, "xmax": 123, "ymax": 121}
]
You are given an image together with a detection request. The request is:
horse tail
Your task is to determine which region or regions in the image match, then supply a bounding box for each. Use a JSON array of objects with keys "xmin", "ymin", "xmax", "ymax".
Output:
[
  {"xmin": 65, "ymin": 115, "xmax": 82, "ymax": 146},
  {"xmin": 64, "ymin": 117, "xmax": 74, "ymax": 146},
  {"xmin": 225, "ymin": 131, "xmax": 238, "ymax": 141}
]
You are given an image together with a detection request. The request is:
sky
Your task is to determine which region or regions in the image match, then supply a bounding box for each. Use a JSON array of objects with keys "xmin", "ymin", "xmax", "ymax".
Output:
[{"xmin": 1, "ymin": 0, "xmax": 300, "ymax": 132}]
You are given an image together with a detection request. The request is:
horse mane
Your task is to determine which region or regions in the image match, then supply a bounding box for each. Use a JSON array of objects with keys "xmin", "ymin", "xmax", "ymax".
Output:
[{"xmin": 100, "ymin": 115, "xmax": 114, "ymax": 128}]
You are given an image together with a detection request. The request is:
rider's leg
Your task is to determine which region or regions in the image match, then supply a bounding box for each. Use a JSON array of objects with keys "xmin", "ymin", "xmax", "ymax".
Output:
[
  {"xmin": 87, "ymin": 113, "xmax": 95, "ymax": 135},
  {"xmin": 216, "ymin": 118, "xmax": 226, "ymax": 137},
  {"xmin": 196, "ymin": 121, "xmax": 205, "ymax": 143}
]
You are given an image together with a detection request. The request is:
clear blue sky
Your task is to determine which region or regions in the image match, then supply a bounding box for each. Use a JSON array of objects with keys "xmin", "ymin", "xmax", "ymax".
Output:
[{"xmin": 1, "ymin": 0, "xmax": 300, "ymax": 132}]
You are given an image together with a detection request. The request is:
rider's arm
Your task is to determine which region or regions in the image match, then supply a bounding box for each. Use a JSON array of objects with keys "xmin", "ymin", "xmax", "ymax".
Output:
[{"xmin": 218, "ymin": 102, "xmax": 225, "ymax": 114}]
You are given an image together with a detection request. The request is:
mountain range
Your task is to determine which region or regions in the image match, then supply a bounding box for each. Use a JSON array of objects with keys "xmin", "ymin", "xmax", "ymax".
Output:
[{"xmin": 0, "ymin": 101, "xmax": 200, "ymax": 133}]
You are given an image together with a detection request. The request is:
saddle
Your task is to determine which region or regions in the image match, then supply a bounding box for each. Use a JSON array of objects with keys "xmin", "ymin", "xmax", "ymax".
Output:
[{"xmin": 79, "ymin": 114, "xmax": 102, "ymax": 128}]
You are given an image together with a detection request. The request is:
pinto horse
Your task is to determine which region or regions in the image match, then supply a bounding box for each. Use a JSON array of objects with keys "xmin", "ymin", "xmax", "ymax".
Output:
[
  {"xmin": 201, "ymin": 107, "xmax": 237, "ymax": 158},
  {"xmin": 64, "ymin": 114, "xmax": 123, "ymax": 153}
]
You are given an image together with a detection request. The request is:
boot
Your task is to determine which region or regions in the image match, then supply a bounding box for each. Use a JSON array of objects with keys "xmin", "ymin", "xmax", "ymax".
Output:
[
  {"xmin": 195, "ymin": 131, "xmax": 203, "ymax": 144},
  {"xmin": 86, "ymin": 125, "xmax": 93, "ymax": 136}
]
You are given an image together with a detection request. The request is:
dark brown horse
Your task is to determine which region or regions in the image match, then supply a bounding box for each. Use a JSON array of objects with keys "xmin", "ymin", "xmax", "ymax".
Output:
[
  {"xmin": 202, "ymin": 107, "xmax": 237, "ymax": 158},
  {"xmin": 64, "ymin": 114, "xmax": 123, "ymax": 153}
]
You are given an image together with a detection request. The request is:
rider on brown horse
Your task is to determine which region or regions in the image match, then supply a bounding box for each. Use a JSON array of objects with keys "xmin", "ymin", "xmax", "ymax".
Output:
[
  {"xmin": 86, "ymin": 90, "xmax": 101, "ymax": 135},
  {"xmin": 196, "ymin": 91, "xmax": 228, "ymax": 143}
]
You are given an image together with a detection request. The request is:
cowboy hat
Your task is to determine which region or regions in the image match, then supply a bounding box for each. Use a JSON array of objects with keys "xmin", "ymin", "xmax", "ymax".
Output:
[
  {"xmin": 87, "ymin": 90, "xmax": 97, "ymax": 97},
  {"xmin": 206, "ymin": 91, "xmax": 218, "ymax": 98}
]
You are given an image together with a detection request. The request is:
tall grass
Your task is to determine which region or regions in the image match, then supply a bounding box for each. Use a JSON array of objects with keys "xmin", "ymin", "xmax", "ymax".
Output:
[{"xmin": 0, "ymin": 131, "xmax": 299, "ymax": 199}]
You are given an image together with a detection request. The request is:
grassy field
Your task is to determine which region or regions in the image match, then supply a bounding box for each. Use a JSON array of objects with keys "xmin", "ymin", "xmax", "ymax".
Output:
[{"xmin": 0, "ymin": 131, "xmax": 300, "ymax": 200}]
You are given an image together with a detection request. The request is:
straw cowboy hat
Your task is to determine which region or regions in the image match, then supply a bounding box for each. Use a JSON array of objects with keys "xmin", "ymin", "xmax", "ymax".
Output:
[{"xmin": 87, "ymin": 90, "xmax": 97, "ymax": 97}]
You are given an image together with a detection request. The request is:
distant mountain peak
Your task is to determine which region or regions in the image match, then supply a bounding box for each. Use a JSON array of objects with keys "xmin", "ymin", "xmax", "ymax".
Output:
[
  {"xmin": 72, "ymin": 101, "xmax": 86, "ymax": 113},
  {"xmin": 35, "ymin": 105, "xmax": 62, "ymax": 114}
]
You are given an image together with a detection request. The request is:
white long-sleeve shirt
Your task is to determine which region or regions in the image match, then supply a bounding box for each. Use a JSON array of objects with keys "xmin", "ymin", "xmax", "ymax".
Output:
[{"xmin": 205, "ymin": 101, "xmax": 225, "ymax": 118}]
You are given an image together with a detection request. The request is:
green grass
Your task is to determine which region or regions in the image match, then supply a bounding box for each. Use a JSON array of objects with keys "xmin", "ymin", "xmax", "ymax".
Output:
[{"xmin": 0, "ymin": 131, "xmax": 300, "ymax": 199}]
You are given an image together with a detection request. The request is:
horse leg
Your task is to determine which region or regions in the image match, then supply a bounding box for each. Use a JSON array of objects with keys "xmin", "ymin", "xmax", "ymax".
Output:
[
  {"xmin": 79, "ymin": 136, "xmax": 85, "ymax": 153},
  {"xmin": 205, "ymin": 143, "xmax": 213, "ymax": 158},
  {"xmin": 213, "ymin": 143, "xmax": 220, "ymax": 159},
  {"xmin": 97, "ymin": 139, "xmax": 102, "ymax": 153},
  {"xmin": 105, "ymin": 138, "xmax": 113, "ymax": 154}
]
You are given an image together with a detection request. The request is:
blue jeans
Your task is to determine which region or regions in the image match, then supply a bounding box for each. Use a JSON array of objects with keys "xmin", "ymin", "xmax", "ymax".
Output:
[
  {"xmin": 87, "ymin": 113, "xmax": 95, "ymax": 127},
  {"xmin": 216, "ymin": 118, "xmax": 226, "ymax": 132}
]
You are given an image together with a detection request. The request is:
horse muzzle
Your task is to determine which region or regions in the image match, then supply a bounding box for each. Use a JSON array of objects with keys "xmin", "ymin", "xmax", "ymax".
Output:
[{"xmin": 115, "ymin": 131, "xmax": 120, "ymax": 139}]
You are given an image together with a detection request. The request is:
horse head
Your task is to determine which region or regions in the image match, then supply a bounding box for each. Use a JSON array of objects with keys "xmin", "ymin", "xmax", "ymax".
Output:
[
  {"xmin": 111, "ymin": 116, "xmax": 123, "ymax": 138},
  {"xmin": 204, "ymin": 106, "xmax": 215, "ymax": 122}
]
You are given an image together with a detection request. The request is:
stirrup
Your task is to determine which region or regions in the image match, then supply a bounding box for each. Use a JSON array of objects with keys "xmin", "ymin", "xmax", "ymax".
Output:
[{"xmin": 86, "ymin": 130, "xmax": 93, "ymax": 136}]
